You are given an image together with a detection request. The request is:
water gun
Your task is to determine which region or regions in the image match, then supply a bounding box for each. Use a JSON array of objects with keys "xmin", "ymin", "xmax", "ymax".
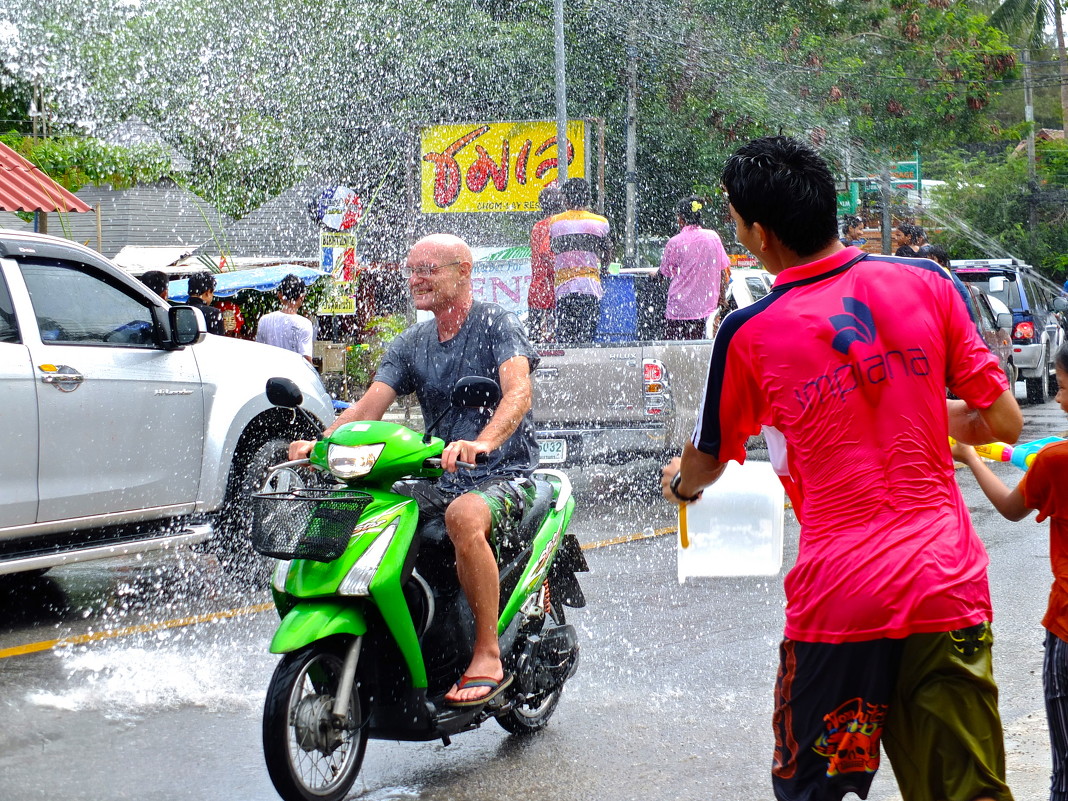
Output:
[{"xmin": 949, "ymin": 436, "xmax": 1063, "ymax": 471}]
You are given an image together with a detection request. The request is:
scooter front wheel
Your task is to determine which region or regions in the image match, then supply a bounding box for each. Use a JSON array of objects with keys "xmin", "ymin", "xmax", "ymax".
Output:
[{"xmin": 262, "ymin": 641, "xmax": 368, "ymax": 801}]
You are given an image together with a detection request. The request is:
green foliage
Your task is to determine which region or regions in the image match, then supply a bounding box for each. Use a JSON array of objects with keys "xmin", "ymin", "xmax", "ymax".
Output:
[
  {"xmin": 925, "ymin": 142, "xmax": 1068, "ymax": 279},
  {"xmin": 345, "ymin": 314, "xmax": 408, "ymax": 388},
  {"xmin": 0, "ymin": 133, "xmax": 173, "ymax": 192}
]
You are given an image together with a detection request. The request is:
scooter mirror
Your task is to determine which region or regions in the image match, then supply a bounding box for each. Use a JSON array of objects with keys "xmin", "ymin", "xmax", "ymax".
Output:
[
  {"xmin": 266, "ymin": 377, "xmax": 304, "ymax": 408},
  {"xmin": 452, "ymin": 376, "xmax": 502, "ymax": 409}
]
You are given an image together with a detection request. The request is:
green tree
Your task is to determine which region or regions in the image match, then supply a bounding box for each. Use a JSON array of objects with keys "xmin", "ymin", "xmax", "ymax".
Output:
[{"xmin": 989, "ymin": 0, "xmax": 1068, "ymax": 136}]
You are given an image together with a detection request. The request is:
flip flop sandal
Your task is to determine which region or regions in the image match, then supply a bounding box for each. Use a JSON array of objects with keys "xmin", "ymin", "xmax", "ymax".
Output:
[{"xmin": 444, "ymin": 672, "xmax": 514, "ymax": 708}]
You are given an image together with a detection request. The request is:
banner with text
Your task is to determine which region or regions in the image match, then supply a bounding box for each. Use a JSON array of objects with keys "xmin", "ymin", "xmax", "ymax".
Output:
[{"xmin": 419, "ymin": 120, "xmax": 586, "ymax": 213}]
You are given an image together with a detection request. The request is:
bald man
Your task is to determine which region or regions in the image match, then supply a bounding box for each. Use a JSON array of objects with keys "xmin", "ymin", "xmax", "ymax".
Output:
[{"xmin": 288, "ymin": 234, "xmax": 541, "ymax": 707}]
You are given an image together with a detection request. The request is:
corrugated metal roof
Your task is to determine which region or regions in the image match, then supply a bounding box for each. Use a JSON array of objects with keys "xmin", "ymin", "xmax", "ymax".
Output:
[{"xmin": 0, "ymin": 142, "xmax": 93, "ymax": 213}]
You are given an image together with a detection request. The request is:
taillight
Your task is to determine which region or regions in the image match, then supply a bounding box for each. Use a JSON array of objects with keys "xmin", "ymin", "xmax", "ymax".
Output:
[
  {"xmin": 1013, "ymin": 321, "xmax": 1035, "ymax": 340},
  {"xmin": 643, "ymin": 358, "xmax": 667, "ymax": 415}
]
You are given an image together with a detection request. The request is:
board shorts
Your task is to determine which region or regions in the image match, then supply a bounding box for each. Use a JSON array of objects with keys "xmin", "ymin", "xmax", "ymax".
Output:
[
  {"xmin": 772, "ymin": 622, "xmax": 1013, "ymax": 801},
  {"xmin": 396, "ymin": 476, "xmax": 537, "ymax": 550}
]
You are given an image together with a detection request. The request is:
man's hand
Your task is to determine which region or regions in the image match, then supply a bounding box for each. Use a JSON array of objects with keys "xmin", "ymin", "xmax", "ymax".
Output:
[
  {"xmin": 288, "ymin": 440, "xmax": 316, "ymax": 461},
  {"xmin": 661, "ymin": 456, "xmax": 684, "ymax": 504},
  {"xmin": 441, "ymin": 439, "xmax": 493, "ymax": 472}
]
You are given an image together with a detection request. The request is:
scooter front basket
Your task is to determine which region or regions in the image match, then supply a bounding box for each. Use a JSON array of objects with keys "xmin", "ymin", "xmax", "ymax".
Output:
[{"xmin": 251, "ymin": 488, "xmax": 373, "ymax": 562}]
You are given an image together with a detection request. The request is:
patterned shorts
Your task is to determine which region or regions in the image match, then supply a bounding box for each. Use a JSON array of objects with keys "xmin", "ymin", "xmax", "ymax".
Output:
[{"xmin": 772, "ymin": 623, "xmax": 1012, "ymax": 801}]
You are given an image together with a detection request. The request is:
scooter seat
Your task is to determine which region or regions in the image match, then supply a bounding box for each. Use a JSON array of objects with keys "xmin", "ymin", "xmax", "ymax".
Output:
[{"xmin": 499, "ymin": 478, "xmax": 554, "ymax": 553}]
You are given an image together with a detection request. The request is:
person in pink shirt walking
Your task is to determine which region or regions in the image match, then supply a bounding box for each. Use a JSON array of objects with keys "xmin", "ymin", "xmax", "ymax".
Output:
[
  {"xmin": 661, "ymin": 136, "xmax": 1023, "ymax": 801},
  {"xmin": 658, "ymin": 195, "xmax": 731, "ymax": 340}
]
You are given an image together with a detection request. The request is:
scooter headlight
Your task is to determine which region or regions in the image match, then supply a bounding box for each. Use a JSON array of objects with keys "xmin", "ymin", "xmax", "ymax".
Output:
[
  {"xmin": 328, "ymin": 443, "xmax": 384, "ymax": 479},
  {"xmin": 339, "ymin": 520, "xmax": 399, "ymax": 596},
  {"xmin": 271, "ymin": 559, "xmax": 292, "ymax": 594}
]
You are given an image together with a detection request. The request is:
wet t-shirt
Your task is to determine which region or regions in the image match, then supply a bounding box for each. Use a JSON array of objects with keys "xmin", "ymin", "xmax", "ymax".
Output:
[
  {"xmin": 374, "ymin": 301, "xmax": 540, "ymax": 492},
  {"xmin": 1021, "ymin": 441, "xmax": 1068, "ymax": 642},
  {"xmin": 692, "ymin": 247, "xmax": 1009, "ymax": 643}
]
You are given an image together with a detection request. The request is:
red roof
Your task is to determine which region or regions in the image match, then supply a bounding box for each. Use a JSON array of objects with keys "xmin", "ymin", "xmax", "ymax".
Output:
[{"xmin": 0, "ymin": 141, "xmax": 92, "ymax": 213}]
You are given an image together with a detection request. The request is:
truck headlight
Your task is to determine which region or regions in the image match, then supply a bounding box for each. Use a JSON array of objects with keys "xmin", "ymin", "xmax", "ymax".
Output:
[
  {"xmin": 338, "ymin": 521, "xmax": 399, "ymax": 596},
  {"xmin": 328, "ymin": 443, "xmax": 384, "ymax": 479}
]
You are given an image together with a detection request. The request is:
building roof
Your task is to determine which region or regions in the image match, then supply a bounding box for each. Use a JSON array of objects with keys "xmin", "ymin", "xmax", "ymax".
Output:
[{"xmin": 0, "ymin": 142, "xmax": 93, "ymax": 213}]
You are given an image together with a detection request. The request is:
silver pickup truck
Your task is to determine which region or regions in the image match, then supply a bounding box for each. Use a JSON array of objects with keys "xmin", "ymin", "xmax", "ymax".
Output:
[
  {"xmin": 531, "ymin": 267, "xmax": 772, "ymax": 466},
  {"xmin": 0, "ymin": 230, "xmax": 334, "ymax": 576}
]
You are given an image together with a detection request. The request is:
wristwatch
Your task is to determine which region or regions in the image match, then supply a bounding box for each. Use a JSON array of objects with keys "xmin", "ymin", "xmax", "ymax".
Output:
[{"xmin": 669, "ymin": 471, "xmax": 701, "ymax": 503}]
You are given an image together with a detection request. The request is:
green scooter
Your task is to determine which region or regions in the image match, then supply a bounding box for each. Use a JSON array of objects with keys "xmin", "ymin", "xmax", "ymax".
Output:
[{"xmin": 253, "ymin": 376, "xmax": 587, "ymax": 801}]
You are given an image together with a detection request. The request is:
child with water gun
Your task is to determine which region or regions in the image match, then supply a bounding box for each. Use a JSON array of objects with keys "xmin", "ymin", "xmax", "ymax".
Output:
[{"xmin": 952, "ymin": 342, "xmax": 1068, "ymax": 801}]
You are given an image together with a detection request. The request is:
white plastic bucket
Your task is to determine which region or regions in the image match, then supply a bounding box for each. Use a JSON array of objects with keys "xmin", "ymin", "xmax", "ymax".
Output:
[{"xmin": 677, "ymin": 460, "xmax": 785, "ymax": 581}]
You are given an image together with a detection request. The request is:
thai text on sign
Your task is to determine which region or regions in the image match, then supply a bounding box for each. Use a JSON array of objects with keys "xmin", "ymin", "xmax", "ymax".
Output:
[{"xmin": 420, "ymin": 120, "xmax": 586, "ymax": 213}]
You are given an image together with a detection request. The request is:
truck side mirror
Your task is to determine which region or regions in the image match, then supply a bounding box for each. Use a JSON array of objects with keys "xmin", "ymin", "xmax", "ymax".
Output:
[
  {"xmin": 989, "ymin": 276, "xmax": 1007, "ymax": 294},
  {"xmin": 1054, "ymin": 296, "xmax": 1068, "ymax": 313},
  {"xmin": 996, "ymin": 312, "xmax": 1013, "ymax": 331},
  {"xmin": 169, "ymin": 305, "xmax": 205, "ymax": 347}
]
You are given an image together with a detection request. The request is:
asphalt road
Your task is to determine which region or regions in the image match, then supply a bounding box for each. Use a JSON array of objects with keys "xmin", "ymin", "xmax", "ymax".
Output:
[{"xmin": 0, "ymin": 389, "xmax": 1063, "ymax": 801}]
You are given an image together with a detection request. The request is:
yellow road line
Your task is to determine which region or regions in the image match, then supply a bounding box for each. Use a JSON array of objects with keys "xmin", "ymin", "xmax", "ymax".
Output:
[
  {"xmin": 0, "ymin": 602, "xmax": 274, "ymax": 660},
  {"xmin": 0, "ymin": 527, "xmax": 683, "ymax": 661},
  {"xmin": 582, "ymin": 525, "xmax": 676, "ymax": 550}
]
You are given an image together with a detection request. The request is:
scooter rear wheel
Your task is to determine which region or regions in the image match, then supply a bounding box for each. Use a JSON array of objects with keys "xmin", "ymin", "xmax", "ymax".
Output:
[{"xmin": 263, "ymin": 642, "xmax": 368, "ymax": 801}]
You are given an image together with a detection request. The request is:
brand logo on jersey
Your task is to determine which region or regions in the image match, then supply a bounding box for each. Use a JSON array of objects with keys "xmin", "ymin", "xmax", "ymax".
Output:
[{"xmin": 830, "ymin": 298, "xmax": 876, "ymax": 355}]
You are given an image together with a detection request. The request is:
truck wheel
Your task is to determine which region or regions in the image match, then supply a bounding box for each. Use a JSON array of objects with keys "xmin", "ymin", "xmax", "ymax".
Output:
[{"xmin": 215, "ymin": 436, "xmax": 290, "ymax": 586}]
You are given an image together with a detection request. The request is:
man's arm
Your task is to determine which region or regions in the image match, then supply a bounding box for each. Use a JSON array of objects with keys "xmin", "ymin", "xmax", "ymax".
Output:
[
  {"xmin": 947, "ymin": 389, "xmax": 1023, "ymax": 446},
  {"xmin": 287, "ymin": 381, "xmax": 398, "ymax": 460},
  {"xmin": 661, "ymin": 440, "xmax": 728, "ymax": 505},
  {"xmin": 440, "ymin": 356, "xmax": 532, "ymax": 472}
]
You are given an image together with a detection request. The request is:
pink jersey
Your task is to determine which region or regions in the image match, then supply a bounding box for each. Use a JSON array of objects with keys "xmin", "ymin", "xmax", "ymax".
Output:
[{"xmin": 692, "ymin": 247, "xmax": 1009, "ymax": 643}]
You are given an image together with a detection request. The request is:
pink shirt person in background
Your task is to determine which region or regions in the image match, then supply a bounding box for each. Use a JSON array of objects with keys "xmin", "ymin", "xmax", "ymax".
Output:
[{"xmin": 658, "ymin": 195, "xmax": 731, "ymax": 340}]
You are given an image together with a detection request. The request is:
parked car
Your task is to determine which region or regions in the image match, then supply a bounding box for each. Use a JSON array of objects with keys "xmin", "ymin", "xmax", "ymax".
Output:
[
  {"xmin": 962, "ymin": 283, "xmax": 1016, "ymax": 388},
  {"xmin": 0, "ymin": 230, "xmax": 335, "ymax": 577},
  {"xmin": 952, "ymin": 259, "xmax": 1068, "ymax": 403}
]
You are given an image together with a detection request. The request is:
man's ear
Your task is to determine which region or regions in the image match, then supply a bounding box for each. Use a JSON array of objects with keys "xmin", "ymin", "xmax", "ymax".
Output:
[
  {"xmin": 751, "ymin": 221, "xmax": 771, "ymax": 253},
  {"xmin": 457, "ymin": 259, "xmax": 473, "ymax": 277}
]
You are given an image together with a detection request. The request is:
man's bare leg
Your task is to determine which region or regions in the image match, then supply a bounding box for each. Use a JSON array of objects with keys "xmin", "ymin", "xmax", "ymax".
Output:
[{"xmin": 443, "ymin": 493, "xmax": 503, "ymax": 704}]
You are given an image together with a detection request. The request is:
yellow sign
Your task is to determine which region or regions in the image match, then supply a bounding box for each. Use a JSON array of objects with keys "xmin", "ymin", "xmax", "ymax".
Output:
[
  {"xmin": 318, "ymin": 280, "xmax": 357, "ymax": 315},
  {"xmin": 420, "ymin": 120, "xmax": 586, "ymax": 213}
]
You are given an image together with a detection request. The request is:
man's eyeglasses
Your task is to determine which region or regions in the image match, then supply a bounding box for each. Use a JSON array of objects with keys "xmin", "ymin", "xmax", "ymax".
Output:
[{"xmin": 400, "ymin": 261, "xmax": 461, "ymax": 279}]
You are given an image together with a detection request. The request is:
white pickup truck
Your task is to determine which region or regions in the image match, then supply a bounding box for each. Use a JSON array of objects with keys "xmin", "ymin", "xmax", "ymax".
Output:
[
  {"xmin": 0, "ymin": 230, "xmax": 334, "ymax": 577},
  {"xmin": 531, "ymin": 267, "xmax": 773, "ymax": 467}
]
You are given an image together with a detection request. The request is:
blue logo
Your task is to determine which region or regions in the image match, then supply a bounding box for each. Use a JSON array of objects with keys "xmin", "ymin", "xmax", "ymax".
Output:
[{"xmin": 829, "ymin": 298, "xmax": 876, "ymax": 354}]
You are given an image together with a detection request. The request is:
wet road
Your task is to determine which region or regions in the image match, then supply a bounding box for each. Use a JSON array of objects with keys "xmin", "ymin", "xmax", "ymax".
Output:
[{"xmin": 0, "ymin": 389, "xmax": 1063, "ymax": 801}]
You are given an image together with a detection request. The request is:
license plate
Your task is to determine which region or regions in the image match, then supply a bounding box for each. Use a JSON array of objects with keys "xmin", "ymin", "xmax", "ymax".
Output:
[{"xmin": 538, "ymin": 438, "xmax": 567, "ymax": 464}]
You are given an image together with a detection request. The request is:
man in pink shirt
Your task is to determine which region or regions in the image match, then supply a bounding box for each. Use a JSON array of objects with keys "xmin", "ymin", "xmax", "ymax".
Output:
[
  {"xmin": 658, "ymin": 195, "xmax": 731, "ymax": 340},
  {"xmin": 661, "ymin": 136, "xmax": 1023, "ymax": 801}
]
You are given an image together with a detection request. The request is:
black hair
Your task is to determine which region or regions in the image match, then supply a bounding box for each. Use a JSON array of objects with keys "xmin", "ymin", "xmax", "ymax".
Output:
[
  {"xmin": 278, "ymin": 274, "xmax": 307, "ymax": 302},
  {"xmin": 561, "ymin": 177, "xmax": 592, "ymax": 210},
  {"xmin": 721, "ymin": 136, "xmax": 839, "ymax": 257},
  {"xmin": 1056, "ymin": 341, "xmax": 1068, "ymax": 374},
  {"xmin": 141, "ymin": 270, "xmax": 169, "ymax": 296},
  {"xmin": 538, "ymin": 185, "xmax": 565, "ymax": 216},
  {"xmin": 841, "ymin": 215, "xmax": 861, "ymax": 236},
  {"xmin": 918, "ymin": 244, "xmax": 949, "ymax": 268},
  {"xmin": 677, "ymin": 195, "xmax": 706, "ymax": 226},
  {"xmin": 897, "ymin": 222, "xmax": 925, "ymax": 243},
  {"xmin": 187, "ymin": 272, "xmax": 216, "ymax": 296}
]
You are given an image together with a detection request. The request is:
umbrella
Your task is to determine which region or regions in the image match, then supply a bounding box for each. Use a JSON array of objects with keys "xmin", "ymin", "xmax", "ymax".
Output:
[{"xmin": 168, "ymin": 265, "xmax": 328, "ymax": 302}]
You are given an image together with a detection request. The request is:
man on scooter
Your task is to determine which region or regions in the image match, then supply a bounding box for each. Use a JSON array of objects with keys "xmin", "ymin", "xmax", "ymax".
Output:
[{"xmin": 288, "ymin": 233, "xmax": 541, "ymax": 707}]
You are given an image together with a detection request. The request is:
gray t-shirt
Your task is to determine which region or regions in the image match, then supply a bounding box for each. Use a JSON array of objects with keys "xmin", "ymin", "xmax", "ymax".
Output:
[{"xmin": 374, "ymin": 301, "xmax": 540, "ymax": 492}]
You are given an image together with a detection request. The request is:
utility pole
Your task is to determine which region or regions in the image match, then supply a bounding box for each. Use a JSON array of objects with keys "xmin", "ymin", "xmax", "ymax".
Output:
[
  {"xmin": 880, "ymin": 166, "xmax": 892, "ymax": 254},
  {"xmin": 624, "ymin": 22, "xmax": 638, "ymax": 268},
  {"xmin": 553, "ymin": 0, "xmax": 568, "ymax": 184},
  {"xmin": 1023, "ymin": 48, "xmax": 1039, "ymax": 252}
]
